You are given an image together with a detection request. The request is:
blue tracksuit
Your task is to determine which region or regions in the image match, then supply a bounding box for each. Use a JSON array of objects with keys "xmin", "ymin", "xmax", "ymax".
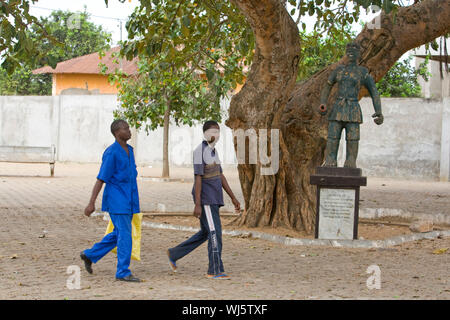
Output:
[{"xmin": 83, "ymin": 141, "xmax": 140, "ymax": 279}]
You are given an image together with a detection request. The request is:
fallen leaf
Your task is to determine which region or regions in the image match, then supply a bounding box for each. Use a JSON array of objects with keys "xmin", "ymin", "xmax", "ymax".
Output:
[{"xmin": 432, "ymin": 248, "xmax": 448, "ymax": 255}]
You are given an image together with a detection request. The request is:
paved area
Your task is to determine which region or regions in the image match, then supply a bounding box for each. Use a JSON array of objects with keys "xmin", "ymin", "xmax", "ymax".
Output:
[
  {"xmin": 0, "ymin": 162, "xmax": 449, "ymax": 300},
  {"xmin": 1, "ymin": 162, "xmax": 449, "ymax": 218},
  {"xmin": 0, "ymin": 163, "xmax": 243, "ymax": 214}
]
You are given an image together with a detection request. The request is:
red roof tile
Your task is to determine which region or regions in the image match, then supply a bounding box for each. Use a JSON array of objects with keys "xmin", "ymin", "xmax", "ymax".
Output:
[{"xmin": 32, "ymin": 47, "xmax": 138, "ymax": 75}]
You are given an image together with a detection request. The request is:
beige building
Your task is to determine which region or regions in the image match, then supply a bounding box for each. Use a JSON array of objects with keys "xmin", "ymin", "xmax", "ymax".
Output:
[{"xmin": 33, "ymin": 47, "xmax": 138, "ymax": 95}]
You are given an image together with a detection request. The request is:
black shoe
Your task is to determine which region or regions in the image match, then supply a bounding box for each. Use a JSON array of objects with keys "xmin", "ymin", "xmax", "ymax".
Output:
[
  {"xmin": 80, "ymin": 252, "xmax": 93, "ymax": 274},
  {"xmin": 116, "ymin": 274, "xmax": 141, "ymax": 282}
]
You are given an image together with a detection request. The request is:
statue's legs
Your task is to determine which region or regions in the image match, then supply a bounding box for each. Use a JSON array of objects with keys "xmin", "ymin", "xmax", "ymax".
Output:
[
  {"xmin": 343, "ymin": 122, "xmax": 360, "ymax": 168},
  {"xmin": 323, "ymin": 121, "xmax": 343, "ymax": 167}
]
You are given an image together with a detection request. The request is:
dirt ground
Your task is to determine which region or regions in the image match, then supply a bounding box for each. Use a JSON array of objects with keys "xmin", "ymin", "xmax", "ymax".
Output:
[
  {"xmin": 0, "ymin": 208, "xmax": 448, "ymax": 300},
  {"xmin": 0, "ymin": 163, "xmax": 449, "ymax": 300}
]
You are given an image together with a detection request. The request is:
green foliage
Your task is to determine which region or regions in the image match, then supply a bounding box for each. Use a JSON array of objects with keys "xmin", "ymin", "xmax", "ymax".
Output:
[
  {"xmin": 290, "ymin": 0, "xmax": 400, "ymax": 45},
  {"xmin": 2, "ymin": 0, "xmax": 438, "ymax": 100},
  {"xmin": 0, "ymin": 65, "xmax": 51, "ymax": 95},
  {"xmin": 376, "ymin": 56, "xmax": 430, "ymax": 97},
  {"xmin": 298, "ymin": 26, "xmax": 356, "ymax": 81},
  {"xmin": 102, "ymin": 0, "xmax": 252, "ymax": 131},
  {"xmin": 31, "ymin": 9, "xmax": 111, "ymax": 65},
  {"xmin": 0, "ymin": 0, "xmax": 58, "ymax": 73},
  {"xmin": 299, "ymin": 27, "xmax": 430, "ymax": 97},
  {"xmin": 119, "ymin": 0, "xmax": 251, "ymax": 89},
  {"xmin": 107, "ymin": 55, "xmax": 232, "ymax": 132},
  {"xmin": 102, "ymin": 0, "xmax": 422, "ymax": 131},
  {"xmin": 0, "ymin": 9, "xmax": 111, "ymax": 95}
]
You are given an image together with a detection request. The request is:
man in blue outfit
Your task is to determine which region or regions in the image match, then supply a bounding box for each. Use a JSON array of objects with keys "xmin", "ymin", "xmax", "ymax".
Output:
[
  {"xmin": 167, "ymin": 120, "xmax": 241, "ymax": 280},
  {"xmin": 80, "ymin": 119, "xmax": 141, "ymax": 282}
]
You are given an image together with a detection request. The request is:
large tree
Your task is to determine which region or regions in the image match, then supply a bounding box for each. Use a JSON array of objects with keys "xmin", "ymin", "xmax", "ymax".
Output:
[
  {"xmin": 108, "ymin": 0, "xmax": 449, "ymax": 233},
  {"xmin": 225, "ymin": 0, "xmax": 449, "ymax": 233}
]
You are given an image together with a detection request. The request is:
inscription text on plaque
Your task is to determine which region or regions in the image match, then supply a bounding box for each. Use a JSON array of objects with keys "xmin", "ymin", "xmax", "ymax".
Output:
[{"xmin": 318, "ymin": 188, "xmax": 356, "ymax": 239}]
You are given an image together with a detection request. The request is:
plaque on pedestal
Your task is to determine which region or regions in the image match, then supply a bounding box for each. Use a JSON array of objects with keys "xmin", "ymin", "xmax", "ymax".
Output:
[{"xmin": 310, "ymin": 167, "xmax": 367, "ymax": 240}]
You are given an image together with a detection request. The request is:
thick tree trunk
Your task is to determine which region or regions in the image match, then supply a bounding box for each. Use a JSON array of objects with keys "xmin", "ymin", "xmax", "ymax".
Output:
[
  {"xmin": 162, "ymin": 101, "xmax": 170, "ymax": 178},
  {"xmin": 226, "ymin": 0, "xmax": 302, "ymax": 229},
  {"xmin": 226, "ymin": 0, "xmax": 450, "ymax": 233}
]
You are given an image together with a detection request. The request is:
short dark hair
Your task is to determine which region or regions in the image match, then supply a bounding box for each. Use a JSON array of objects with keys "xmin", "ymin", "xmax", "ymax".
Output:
[
  {"xmin": 110, "ymin": 119, "xmax": 128, "ymax": 136},
  {"xmin": 203, "ymin": 120, "xmax": 219, "ymax": 132}
]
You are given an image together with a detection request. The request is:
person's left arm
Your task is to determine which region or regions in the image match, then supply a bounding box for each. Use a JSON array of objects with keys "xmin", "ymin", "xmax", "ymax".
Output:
[
  {"xmin": 363, "ymin": 70, "xmax": 384, "ymax": 125},
  {"xmin": 221, "ymin": 173, "xmax": 241, "ymax": 213}
]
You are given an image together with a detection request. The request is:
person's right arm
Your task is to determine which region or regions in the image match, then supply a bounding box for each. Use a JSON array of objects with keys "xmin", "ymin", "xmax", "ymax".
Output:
[
  {"xmin": 193, "ymin": 175, "xmax": 202, "ymax": 218},
  {"xmin": 84, "ymin": 179, "xmax": 104, "ymax": 217}
]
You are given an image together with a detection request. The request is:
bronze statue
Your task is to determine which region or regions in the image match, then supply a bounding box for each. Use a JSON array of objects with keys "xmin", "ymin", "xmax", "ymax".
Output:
[{"xmin": 319, "ymin": 42, "xmax": 384, "ymax": 168}]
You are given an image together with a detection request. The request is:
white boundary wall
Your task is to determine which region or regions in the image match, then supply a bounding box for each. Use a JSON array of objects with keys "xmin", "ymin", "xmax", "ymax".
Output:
[{"xmin": 0, "ymin": 95, "xmax": 449, "ymax": 181}]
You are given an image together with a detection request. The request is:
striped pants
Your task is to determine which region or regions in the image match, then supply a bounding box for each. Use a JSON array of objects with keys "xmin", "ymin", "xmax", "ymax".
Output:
[{"xmin": 168, "ymin": 204, "xmax": 224, "ymax": 275}]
